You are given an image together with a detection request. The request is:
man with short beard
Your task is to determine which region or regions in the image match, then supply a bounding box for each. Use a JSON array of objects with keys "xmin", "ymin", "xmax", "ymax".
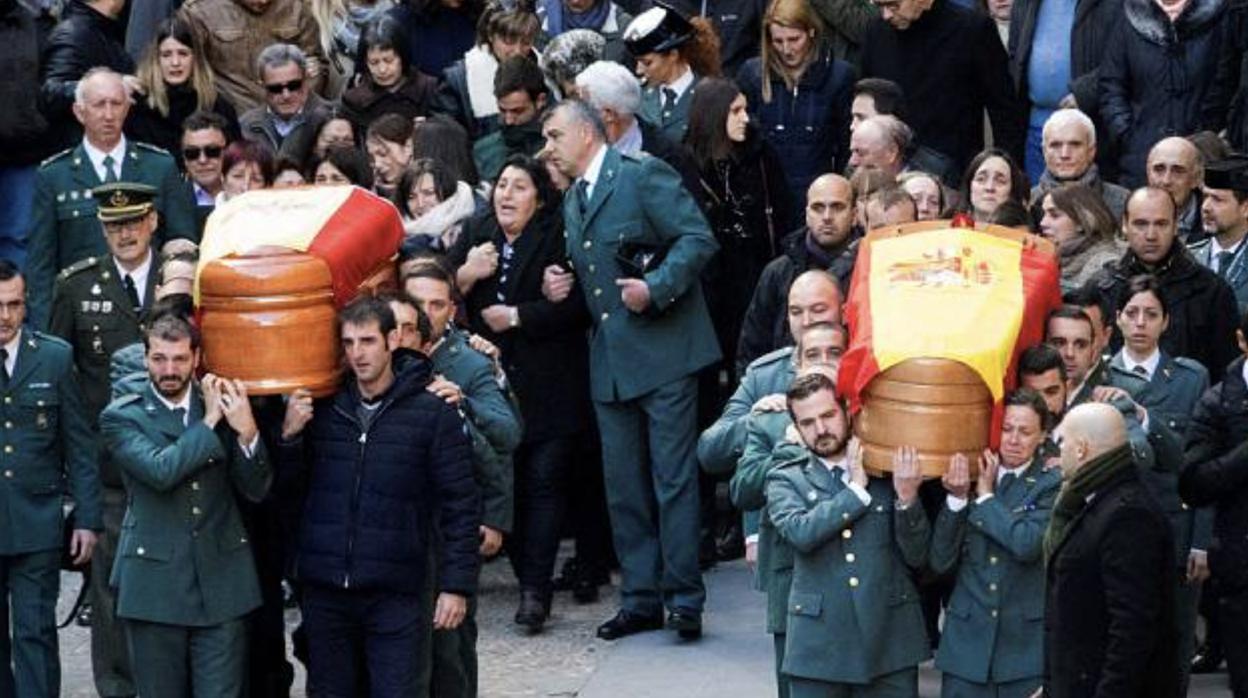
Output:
[
  {"xmin": 765, "ymin": 372, "xmax": 930, "ymax": 696},
  {"xmin": 1190, "ymin": 157, "xmax": 1248, "ymax": 310},
  {"xmin": 100, "ymin": 315, "xmax": 269, "ymax": 698}
]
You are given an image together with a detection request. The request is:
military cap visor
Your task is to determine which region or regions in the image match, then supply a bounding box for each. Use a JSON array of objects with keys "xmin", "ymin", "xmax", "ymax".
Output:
[
  {"xmin": 1205, "ymin": 156, "xmax": 1248, "ymax": 193},
  {"xmin": 94, "ymin": 183, "xmax": 158, "ymax": 223},
  {"xmin": 624, "ymin": 4, "xmax": 694, "ymax": 56}
]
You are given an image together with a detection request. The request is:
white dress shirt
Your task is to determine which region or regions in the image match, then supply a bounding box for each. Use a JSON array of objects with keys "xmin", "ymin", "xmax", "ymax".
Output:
[
  {"xmin": 2, "ymin": 330, "xmax": 21, "ymax": 377},
  {"xmin": 1120, "ymin": 348, "xmax": 1161, "ymax": 381},
  {"xmin": 579, "ymin": 143, "xmax": 610, "ymax": 201}
]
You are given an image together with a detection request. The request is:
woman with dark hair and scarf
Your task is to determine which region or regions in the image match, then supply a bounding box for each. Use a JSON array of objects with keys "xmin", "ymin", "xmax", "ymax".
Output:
[{"xmin": 341, "ymin": 16, "xmax": 439, "ymax": 130}]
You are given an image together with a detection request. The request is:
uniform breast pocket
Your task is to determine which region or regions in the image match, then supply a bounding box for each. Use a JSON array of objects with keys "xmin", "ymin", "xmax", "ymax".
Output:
[
  {"xmin": 122, "ymin": 535, "xmax": 172, "ymax": 563},
  {"xmin": 788, "ymin": 591, "xmax": 823, "ymax": 619},
  {"xmin": 55, "ymin": 199, "xmax": 98, "ymax": 223},
  {"xmin": 16, "ymin": 391, "xmax": 60, "ymax": 438}
]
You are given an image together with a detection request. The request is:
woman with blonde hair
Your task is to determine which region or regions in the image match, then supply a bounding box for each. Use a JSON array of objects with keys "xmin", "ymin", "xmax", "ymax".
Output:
[
  {"xmin": 1038, "ymin": 183, "xmax": 1124, "ymax": 292},
  {"xmin": 127, "ymin": 18, "xmax": 238, "ymax": 157},
  {"xmin": 623, "ymin": 3, "xmax": 721, "ymax": 143},
  {"xmin": 736, "ymin": 0, "xmax": 853, "ymax": 195}
]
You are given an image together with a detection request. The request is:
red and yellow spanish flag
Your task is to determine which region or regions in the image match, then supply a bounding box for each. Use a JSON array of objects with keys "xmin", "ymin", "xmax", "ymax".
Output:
[
  {"xmin": 194, "ymin": 186, "xmax": 403, "ymax": 306},
  {"xmin": 837, "ymin": 222, "xmax": 1061, "ymax": 444}
]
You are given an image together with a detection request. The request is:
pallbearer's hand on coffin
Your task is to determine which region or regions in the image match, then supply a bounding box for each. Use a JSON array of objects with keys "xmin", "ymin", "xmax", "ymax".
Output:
[
  {"xmin": 891, "ymin": 445, "xmax": 921, "ymax": 506},
  {"xmin": 976, "ymin": 450, "xmax": 1000, "ymax": 498},
  {"xmin": 942, "ymin": 453, "xmax": 971, "ymax": 499},
  {"xmin": 282, "ymin": 389, "xmax": 314, "ymax": 441}
]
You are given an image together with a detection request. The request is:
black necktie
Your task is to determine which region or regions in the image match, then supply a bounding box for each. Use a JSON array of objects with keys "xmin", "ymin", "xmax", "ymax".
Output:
[
  {"xmin": 576, "ymin": 180, "xmax": 590, "ymax": 216},
  {"xmin": 662, "ymin": 87, "xmax": 678, "ymax": 114},
  {"xmin": 124, "ymin": 274, "xmax": 141, "ymax": 312},
  {"xmin": 1217, "ymin": 250, "xmax": 1235, "ymax": 278},
  {"xmin": 1132, "ymin": 365, "xmax": 1149, "ymax": 378},
  {"xmin": 171, "ymin": 406, "xmax": 186, "ymax": 426},
  {"xmin": 998, "ymin": 472, "xmax": 1016, "ymax": 493},
  {"xmin": 0, "ymin": 348, "xmax": 9, "ymax": 387},
  {"xmin": 102, "ymin": 154, "xmax": 119, "ymax": 183}
]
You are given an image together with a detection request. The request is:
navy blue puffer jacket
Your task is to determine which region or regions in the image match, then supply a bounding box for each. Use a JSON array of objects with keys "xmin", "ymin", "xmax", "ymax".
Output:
[{"xmin": 282, "ymin": 350, "xmax": 481, "ymax": 596}]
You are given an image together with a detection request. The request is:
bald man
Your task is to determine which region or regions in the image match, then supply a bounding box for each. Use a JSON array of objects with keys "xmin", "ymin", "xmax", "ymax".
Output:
[
  {"xmin": 1044, "ymin": 403, "xmax": 1179, "ymax": 698},
  {"xmin": 1147, "ymin": 137, "xmax": 1205, "ymax": 243},
  {"xmin": 736, "ymin": 176, "xmax": 856, "ymax": 376},
  {"xmin": 1092, "ymin": 186, "xmax": 1239, "ymax": 381}
]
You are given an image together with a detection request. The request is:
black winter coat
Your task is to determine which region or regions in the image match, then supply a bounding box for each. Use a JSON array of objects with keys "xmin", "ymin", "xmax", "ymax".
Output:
[
  {"xmin": 39, "ymin": 0, "xmax": 133, "ymax": 150},
  {"xmin": 689, "ymin": 130, "xmax": 796, "ymax": 375},
  {"xmin": 0, "ymin": 0, "xmax": 54, "ymax": 166},
  {"xmin": 125, "ymin": 84, "xmax": 239, "ymax": 160},
  {"xmin": 736, "ymin": 45, "xmax": 855, "ymax": 199},
  {"xmin": 1098, "ymin": 0, "xmax": 1227, "ymax": 187},
  {"xmin": 448, "ymin": 209, "xmax": 593, "ymax": 443},
  {"xmin": 1203, "ymin": 0, "xmax": 1248, "ymax": 151},
  {"xmin": 1181, "ymin": 355, "xmax": 1248, "ymax": 592},
  {"xmin": 1094, "ymin": 245, "xmax": 1240, "ymax": 382},
  {"xmin": 734, "ymin": 226, "xmax": 858, "ymax": 376},
  {"xmin": 281, "ymin": 351, "xmax": 481, "ymax": 596},
  {"xmin": 341, "ymin": 71, "xmax": 439, "ymax": 133},
  {"xmin": 1044, "ymin": 466, "xmax": 1179, "ymax": 698},
  {"xmin": 860, "ymin": 0, "xmax": 1026, "ymax": 175}
]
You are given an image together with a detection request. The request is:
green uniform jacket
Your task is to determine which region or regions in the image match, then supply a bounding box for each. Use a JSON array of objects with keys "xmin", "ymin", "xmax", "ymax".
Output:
[
  {"xmin": 930, "ymin": 458, "xmax": 1061, "ymax": 684},
  {"xmin": 27, "ymin": 141, "xmax": 196, "ymax": 329},
  {"xmin": 100, "ymin": 383, "xmax": 271, "ymax": 626},
  {"xmin": 698, "ymin": 346, "xmax": 796, "ymax": 476},
  {"xmin": 431, "ymin": 329, "xmax": 521, "ymax": 534},
  {"xmin": 767, "ymin": 456, "xmax": 931, "ymax": 684},
  {"xmin": 730, "ymin": 409, "xmax": 800, "ymax": 634},
  {"xmin": 0, "ymin": 330, "xmax": 102, "ymax": 554},
  {"xmin": 638, "ymin": 78, "xmax": 699, "ymax": 145},
  {"xmin": 563, "ymin": 146, "xmax": 721, "ymax": 402}
]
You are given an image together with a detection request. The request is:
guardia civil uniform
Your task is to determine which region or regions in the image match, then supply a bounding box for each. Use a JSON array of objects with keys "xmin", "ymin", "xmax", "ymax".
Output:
[
  {"xmin": 420, "ymin": 327, "xmax": 521, "ymax": 698},
  {"xmin": 624, "ymin": 5, "xmax": 701, "ymax": 145},
  {"xmin": 1107, "ymin": 349, "xmax": 1212, "ymax": 692},
  {"xmin": 698, "ymin": 346, "xmax": 797, "ymax": 476},
  {"xmin": 929, "ymin": 458, "xmax": 1061, "ymax": 698},
  {"xmin": 0, "ymin": 327, "xmax": 101, "ymax": 697},
  {"xmin": 26, "ymin": 138, "xmax": 196, "ymax": 329},
  {"xmin": 730, "ymin": 408, "xmax": 802, "ymax": 698},
  {"xmin": 1189, "ymin": 157, "xmax": 1248, "ymax": 312},
  {"xmin": 46, "ymin": 182, "xmax": 160, "ymax": 698},
  {"xmin": 766, "ymin": 454, "xmax": 931, "ymax": 697},
  {"xmin": 100, "ymin": 380, "xmax": 270, "ymax": 698},
  {"xmin": 564, "ymin": 143, "xmax": 719, "ymax": 625}
]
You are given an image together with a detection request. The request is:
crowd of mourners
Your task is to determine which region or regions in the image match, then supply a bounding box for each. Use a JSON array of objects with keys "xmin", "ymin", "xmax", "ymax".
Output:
[{"xmin": 1, "ymin": 0, "xmax": 1248, "ymax": 693}]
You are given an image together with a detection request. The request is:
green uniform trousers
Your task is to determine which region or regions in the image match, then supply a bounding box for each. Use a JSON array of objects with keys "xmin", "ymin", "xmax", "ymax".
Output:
[
  {"xmin": 125, "ymin": 616, "xmax": 247, "ymax": 698},
  {"xmin": 416, "ymin": 544, "xmax": 478, "ymax": 698},
  {"xmin": 0, "ymin": 550, "xmax": 60, "ymax": 698},
  {"xmin": 91, "ymin": 486, "xmax": 134, "ymax": 697},
  {"xmin": 774, "ymin": 632, "xmax": 790, "ymax": 698},
  {"xmin": 789, "ymin": 667, "xmax": 918, "ymax": 698},
  {"xmin": 941, "ymin": 675, "xmax": 1041, "ymax": 698}
]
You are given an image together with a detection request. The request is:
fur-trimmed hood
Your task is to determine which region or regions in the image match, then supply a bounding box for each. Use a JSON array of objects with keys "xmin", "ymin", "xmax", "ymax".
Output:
[{"xmin": 1125, "ymin": 0, "xmax": 1224, "ymax": 44}]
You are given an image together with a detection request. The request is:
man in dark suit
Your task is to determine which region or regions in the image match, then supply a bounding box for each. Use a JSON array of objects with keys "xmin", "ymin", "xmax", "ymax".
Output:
[
  {"xmin": 541, "ymin": 99, "xmax": 720, "ymax": 640},
  {"xmin": 1044, "ymin": 402, "xmax": 1179, "ymax": 698}
]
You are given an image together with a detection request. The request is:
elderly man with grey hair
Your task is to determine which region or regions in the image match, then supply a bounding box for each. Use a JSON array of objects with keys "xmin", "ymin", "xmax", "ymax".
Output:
[
  {"xmin": 1030, "ymin": 108, "xmax": 1130, "ymax": 219},
  {"xmin": 848, "ymin": 114, "xmax": 910, "ymax": 180},
  {"xmin": 238, "ymin": 43, "xmax": 332, "ymax": 160},
  {"xmin": 574, "ymin": 60, "xmax": 699, "ymax": 194}
]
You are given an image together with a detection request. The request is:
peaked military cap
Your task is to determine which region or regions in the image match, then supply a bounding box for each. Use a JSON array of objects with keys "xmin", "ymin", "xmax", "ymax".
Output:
[
  {"xmin": 94, "ymin": 182, "xmax": 158, "ymax": 223},
  {"xmin": 624, "ymin": 2, "xmax": 694, "ymax": 56}
]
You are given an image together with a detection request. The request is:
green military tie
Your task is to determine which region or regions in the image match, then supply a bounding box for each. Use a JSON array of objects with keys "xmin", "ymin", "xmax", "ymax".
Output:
[
  {"xmin": 1217, "ymin": 250, "xmax": 1235, "ymax": 279},
  {"xmin": 102, "ymin": 154, "xmax": 119, "ymax": 183}
]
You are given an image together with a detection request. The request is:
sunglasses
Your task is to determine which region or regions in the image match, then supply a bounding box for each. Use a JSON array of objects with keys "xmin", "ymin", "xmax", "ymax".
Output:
[
  {"xmin": 182, "ymin": 145, "xmax": 223, "ymax": 161},
  {"xmin": 265, "ymin": 79, "xmax": 304, "ymax": 95}
]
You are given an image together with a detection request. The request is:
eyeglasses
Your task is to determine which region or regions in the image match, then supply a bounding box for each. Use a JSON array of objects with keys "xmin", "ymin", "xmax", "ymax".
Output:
[
  {"xmin": 265, "ymin": 79, "xmax": 304, "ymax": 95},
  {"xmin": 182, "ymin": 145, "xmax": 223, "ymax": 161}
]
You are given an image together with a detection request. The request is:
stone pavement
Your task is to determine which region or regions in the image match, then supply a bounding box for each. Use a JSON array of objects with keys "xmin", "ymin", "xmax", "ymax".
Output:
[{"xmin": 55, "ymin": 554, "xmax": 1236, "ymax": 697}]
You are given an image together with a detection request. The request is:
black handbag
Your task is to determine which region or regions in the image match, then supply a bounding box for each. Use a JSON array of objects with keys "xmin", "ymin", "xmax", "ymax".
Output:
[
  {"xmin": 58, "ymin": 506, "xmax": 92, "ymax": 629},
  {"xmin": 615, "ymin": 241, "xmax": 670, "ymax": 279}
]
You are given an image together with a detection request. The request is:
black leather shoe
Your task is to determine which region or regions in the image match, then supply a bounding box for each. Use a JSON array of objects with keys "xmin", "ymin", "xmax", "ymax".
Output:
[
  {"xmin": 667, "ymin": 610, "xmax": 702, "ymax": 640},
  {"xmin": 596, "ymin": 610, "xmax": 663, "ymax": 640},
  {"xmin": 515, "ymin": 589, "xmax": 550, "ymax": 634},
  {"xmin": 572, "ymin": 576, "xmax": 600, "ymax": 604},
  {"xmin": 75, "ymin": 602, "xmax": 93, "ymax": 628},
  {"xmin": 1191, "ymin": 643, "xmax": 1224, "ymax": 674}
]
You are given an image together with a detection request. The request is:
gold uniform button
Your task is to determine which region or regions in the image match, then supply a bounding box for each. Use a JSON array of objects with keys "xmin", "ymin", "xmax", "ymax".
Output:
[
  {"xmin": 989, "ymin": 583, "xmax": 998, "ymax": 592},
  {"xmin": 841, "ymin": 529, "xmax": 852, "ymax": 539},
  {"xmin": 583, "ymin": 241, "xmax": 592, "ymax": 249},
  {"xmin": 3, "ymin": 470, "xmax": 11, "ymax": 478},
  {"xmin": 594, "ymin": 288, "xmax": 603, "ymax": 297},
  {"xmin": 192, "ymin": 506, "xmax": 202, "ymax": 515},
  {"xmin": 989, "ymin": 555, "xmax": 999, "ymax": 565},
  {"xmin": 848, "ymin": 577, "xmax": 859, "ymax": 588},
  {"xmin": 845, "ymin": 553, "xmax": 856, "ymax": 563},
  {"xmin": 3, "ymin": 445, "xmax": 12, "ymax": 454},
  {"xmin": 842, "ymin": 512, "xmax": 850, "ymax": 520},
  {"xmin": 794, "ymin": 604, "xmax": 803, "ymax": 612},
  {"xmin": 137, "ymin": 547, "xmax": 146, "ymax": 556},
  {"xmin": 2, "ymin": 397, "xmax": 9, "ymax": 404},
  {"xmin": 3, "ymin": 422, "xmax": 10, "ymax": 429},
  {"xmin": 588, "ymin": 264, "xmax": 596, "ymax": 273},
  {"xmin": 601, "ymin": 312, "xmax": 609, "ymax": 321},
  {"xmin": 991, "ymin": 609, "xmax": 999, "ymax": 618},
  {"xmin": 191, "ymin": 481, "xmax": 200, "ymax": 491}
]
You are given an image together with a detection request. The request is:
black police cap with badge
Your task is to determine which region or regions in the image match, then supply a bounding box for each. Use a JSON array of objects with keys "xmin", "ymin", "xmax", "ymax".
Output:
[{"xmin": 92, "ymin": 182, "xmax": 158, "ymax": 224}]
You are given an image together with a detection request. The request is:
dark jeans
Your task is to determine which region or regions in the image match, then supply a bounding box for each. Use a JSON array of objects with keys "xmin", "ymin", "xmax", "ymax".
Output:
[
  {"xmin": 508, "ymin": 436, "xmax": 576, "ymax": 592},
  {"xmin": 301, "ymin": 586, "xmax": 424, "ymax": 698},
  {"xmin": 0, "ymin": 550, "xmax": 60, "ymax": 698},
  {"xmin": 568, "ymin": 430, "xmax": 614, "ymax": 577},
  {"xmin": 1223, "ymin": 585, "xmax": 1248, "ymax": 698}
]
